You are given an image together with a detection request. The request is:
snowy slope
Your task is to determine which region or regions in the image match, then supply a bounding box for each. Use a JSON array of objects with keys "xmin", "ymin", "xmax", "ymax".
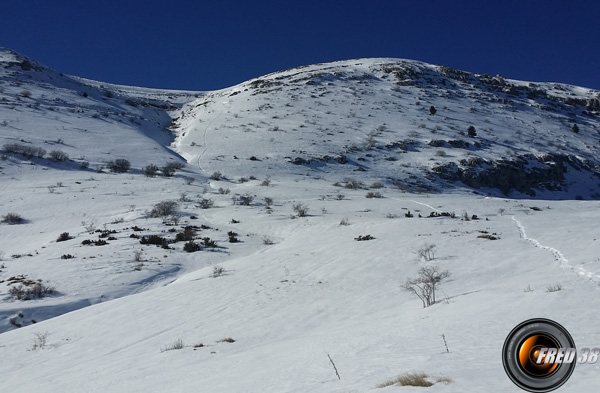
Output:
[
  {"xmin": 172, "ymin": 58, "xmax": 600, "ymax": 198},
  {"xmin": 1, "ymin": 48, "xmax": 600, "ymax": 392}
]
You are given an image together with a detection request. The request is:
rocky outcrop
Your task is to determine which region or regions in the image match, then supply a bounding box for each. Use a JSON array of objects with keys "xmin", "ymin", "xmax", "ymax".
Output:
[{"xmin": 432, "ymin": 154, "xmax": 597, "ymax": 196}]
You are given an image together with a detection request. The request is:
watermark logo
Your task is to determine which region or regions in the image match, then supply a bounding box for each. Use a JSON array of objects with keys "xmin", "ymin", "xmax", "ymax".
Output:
[{"xmin": 502, "ymin": 318, "xmax": 577, "ymax": 392}]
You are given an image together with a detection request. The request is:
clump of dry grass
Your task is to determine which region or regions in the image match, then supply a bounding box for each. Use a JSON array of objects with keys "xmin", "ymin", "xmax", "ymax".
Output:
[{"xmin": 376, "ymin": 372, "xmax": 452, "ymax": 388}]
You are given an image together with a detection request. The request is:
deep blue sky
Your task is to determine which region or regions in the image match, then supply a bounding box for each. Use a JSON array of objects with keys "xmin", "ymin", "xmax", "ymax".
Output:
[{"xmin": 2, "ymin": 0, "xmax": 599, "ymax": 91}]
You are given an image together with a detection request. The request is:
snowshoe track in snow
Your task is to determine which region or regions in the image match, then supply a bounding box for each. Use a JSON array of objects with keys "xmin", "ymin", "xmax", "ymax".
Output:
[{"xmin": 512, "ymin": 216, "xmax": 600, "ymax": 284}]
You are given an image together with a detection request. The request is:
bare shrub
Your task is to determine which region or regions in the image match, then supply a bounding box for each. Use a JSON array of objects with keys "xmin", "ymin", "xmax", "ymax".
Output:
[
  {"xmin": 210, "ymin": 171, "xmax": 223, "ymax": 180},
  {"xmin": 547, "ymin": 283, "xmax": 563, "ymax": 292},
  {"xmin": 199, "ymin": 198, "xmax": 214, "ymax": 209},
  {"xmin": 339, "ymin": 217, "xmax": 350, "ymax": 226},
  {"xmin": 292, "ymin": 203, "xmax": 309, "ymax": 217},
  {"xmin": 261, "ymin": 176, "xmax": 271, "ymax": 186},
  {"xmin": 49, "ymin": 150, "xmax": 69, "ymax": 162},
  {"xmin": 10, "ymin": 283, "xmax": 55, "ymax": 300},
  {"xmin": 228, "ymin": 231, "xmax": 239, "ymax": 243},
  {"xmin": 107, "ymin": 159, "xmax": 131, "ymax": 173},
  {"xmin": 150, "ymin": 201, "xmax": 178, "ymax": 218},
  {"xmin": 143, "ymin": 164, "xmax": 159, "ymax": 177},
  {"xmin": 162, "ymin": 162, "xmax": 185, "ymax": 177},
  {"xmin": 81, "ymin": 219, "xmax": 97, "ymax": 233},
  {"xmin": 202, "ymin": 237, "xmax": 217, "ymax": 247},
  {"xmin": 262, "ymin": 236, "xmax": 275, "ymax": 245},
  {"xmin": 162, "ymin": 338, "xmax": 185, "ymax": 352},
  {"xmin": 30, "ymin": 332, "xmax": 49, "ymax": 350},
  {"xmin": 234, "ymin": 193, "xmax": 254, "ymax": 206},
  {"xmin": 179, "ymin": 192, "xmax": 190, "ymax": 202},
  {"xmin": 183, "ymin": 240, "xmax": 201, "ymax": 252},
  {"xmin": 133, "ymin": 250, "xmax": 143, "ymax": 262},
  {"xmin": 370, "ymin": 182, "xmax": 385, "ymax": 189},
  {"xmin": 218, "ymin": 187, "xmax": 230, "ymax": 195},
  {"xmin": 416, "ymin": 244, "xmax": 436, "ymax": 261},
  {"xmin": 3, "ymin": 143, "xmax": 46, "ymax": 158},
  {"xmin": 365, "ymin": 191, "xmax": 383, "ymax": 199},
  {"xmin": 212, "ymin": 265, "xmax": 225, "ymax": 277},
  {"xmin": 2, "ymin": 213, "xmax": 26, "ymax": 224},
  {"xmin": 56, "ymin": 232, "xmax": 72, "ymax": 242},
  {"xmin": 402, "ymin": 266, "xmax": 450, "ymax": 308},
  {"xmin": 343, "ymin": 177, "xmax": 365, "ymax": 189}
]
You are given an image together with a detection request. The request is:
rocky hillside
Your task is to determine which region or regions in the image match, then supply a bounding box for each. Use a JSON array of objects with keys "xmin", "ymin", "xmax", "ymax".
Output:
[
  {"xmin": 171, "ymin": 58, "xmax": 600, "ymax": 199},
  {"xmin": 1, "ymin": 48, "xmax": 600, "ymax": 198}
]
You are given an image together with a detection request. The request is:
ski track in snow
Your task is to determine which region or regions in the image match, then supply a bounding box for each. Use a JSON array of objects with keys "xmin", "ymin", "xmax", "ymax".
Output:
[
  {"xmin": 390, "ymin": 197, "xmax": 442, "ymax": 213},
  {"xmin": 408, "ymin": 199, "xmax": 441, "ymax": 212},
  {"xmin": 196, "ymin": 106, "xmax": 224, "ymax": 172},
  {"xmin": 511, "ymin": 216, "xmax": 600, "ymax": 284}
]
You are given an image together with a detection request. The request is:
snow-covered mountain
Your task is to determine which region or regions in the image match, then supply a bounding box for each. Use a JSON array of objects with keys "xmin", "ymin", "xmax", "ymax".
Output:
[
  {"xmin": 172, "ymin": 57, "xmax": 600, "ymax": 198},
  {"xmin": 1, "ymin": 48, "xmax": 600, "ymax": 392}
]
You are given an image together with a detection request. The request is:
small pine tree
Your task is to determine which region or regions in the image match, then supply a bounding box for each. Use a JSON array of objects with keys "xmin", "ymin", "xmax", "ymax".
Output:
[
  {"xmin": 467, "ymin": 126, "xmax": 477, "ymax": 138},
  {"xmin": 572, "ymin": 124, "xmax": 579, "ymax": 133},
  {"xmin": 429, "ymin": 106, "xmax": 437, "ymax": 115}
]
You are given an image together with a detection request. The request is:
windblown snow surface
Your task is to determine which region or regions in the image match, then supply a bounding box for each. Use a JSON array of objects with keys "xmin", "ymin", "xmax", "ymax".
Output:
[{"xmin": 1, "ymin": 48, "xmax": 600, "ymax": 392}]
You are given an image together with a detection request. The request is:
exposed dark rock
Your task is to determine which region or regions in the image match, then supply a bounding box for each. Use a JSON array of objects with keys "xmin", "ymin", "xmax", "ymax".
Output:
[{"xmin": 432, "ymin": 153, "xmax": 597, "ymax": 195}]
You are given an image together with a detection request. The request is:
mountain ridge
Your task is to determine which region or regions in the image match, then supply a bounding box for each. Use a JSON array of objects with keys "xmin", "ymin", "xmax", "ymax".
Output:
[{"xmin": 3, "ymin": 46, "xmax": 599, "ymax": 200}]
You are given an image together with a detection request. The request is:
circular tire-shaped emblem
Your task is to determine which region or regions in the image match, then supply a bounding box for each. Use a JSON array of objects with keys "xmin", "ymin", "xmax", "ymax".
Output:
[{"xmin": 502, "ymin": 318, "xmax": 576, "ymax": 392}]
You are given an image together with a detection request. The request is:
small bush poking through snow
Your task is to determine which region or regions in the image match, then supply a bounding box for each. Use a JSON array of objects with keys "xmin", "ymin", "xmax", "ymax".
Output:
[
  {"xmin": 143, "ymin": 164, "xmax": 159, "ymax": 177},
  {"xmin": 107, "ymin": 159, "xmax": 131, "ymax": 173},
  {"xmin": 49, "ymin": 150, "xmax": 69, "ymax": 162},
  {"xmin": 2, "ymin": 213, "xmax": 25, "ymax": 225},
  {"xmin": 212, "ymin": 266, "xmax": 225, "ymax": 277},
  {"xmin": 228, "ymin": 231, "xmax": 239, "ymax": 243},
  {"xmin": 3, "ymin": 143, "xmax": 46, "ymax": 158},
  {"xmin": 261, "ymin": 176, "xmax": 271, "ymax": 186},
  {"xmin": 234, "ymin": 194, "xmax": 254, "ymax": 206},
  {"xmin": 183, "ymin": 240, "xmax": 201, "ymax": 253},
  {"xmin": 56, "ymin": 232, "xmax": 72, "ymax": 242},
  {"xmin": 199, "ymin": 198, "xmax": 214, "ymax": 209},
  {"xmin": 402, "ymin": 266, "xmax": 450, "ymax": 308},
  {"xmin": 30, "ymin": 332, "xmax": 49, "ymax": 351},
  {"xmin": 292, "ymin": 203, "xmax": 309, "ymax": 217},
  {"xmin": 162, "ymin": 338, "xmax": 185, "ymax": 352},
  {"xmin": 416, "ymin": 244, "xmax": 436, "ymax": 261},
  {"xmin": 210, "ymin": 171, "xmax": 223, "ymax": 180},
  {"xmin": 140, "ymin": 235, "xmax": 168, "ymax": 247},
  {"xmin": 376, "ymin": 372, "xmax": 452, "ymax": 388},
  {"xmin": 355, "ymin": 234, "xmax": 375, "ymax": 241},
  {"xmin": 365, "ymin": 191, "xmax": 383, "ymax": 199},
  {"xmin": 547, "ymin": 283, "xmax": 563, "ymax": 292},
  {"xmin": 175, "ymin": 226, "xmax": 197, "ymax": 242},
  {"xmin": 343, "ymin": 177, "xmax": 366, "ymax": 189},
  {"xmin": 150, "ymin": 201, "xmax": 178, "ymax": 218},
  {"xmin": 162, "ymin": 162, "xmax": 185, "ymax": 177},
  {"xmin": 202, "ymin": 237, "xmax": 217, "ymax": 247},
  {"xmin": 10, "ymin": 283, "xmax": 56, "ymax": 301}
]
